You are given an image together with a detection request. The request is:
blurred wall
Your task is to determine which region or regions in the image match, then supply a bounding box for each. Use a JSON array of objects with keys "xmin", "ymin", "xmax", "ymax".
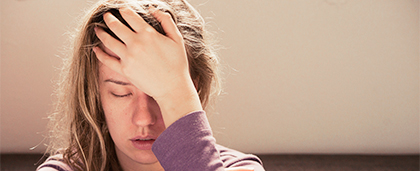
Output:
[{"xmin": 1, "ymin": 0, "xmax": 419, "ymax": 154}]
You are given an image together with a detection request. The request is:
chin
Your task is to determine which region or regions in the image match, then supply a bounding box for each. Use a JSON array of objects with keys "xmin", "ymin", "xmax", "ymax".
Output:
[
  {"xmin": 130, "ymin": 149, "xmax": 159, "ymax": 164},
  {"xmin": 116, "ymin": 146, "xmax": 160, "ymax": 167}
]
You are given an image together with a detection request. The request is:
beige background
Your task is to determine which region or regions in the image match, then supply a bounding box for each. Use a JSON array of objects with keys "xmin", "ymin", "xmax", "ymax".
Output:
[{"xmin": 1, "ymin": 0, "xmax": 418, "ymax": 154}]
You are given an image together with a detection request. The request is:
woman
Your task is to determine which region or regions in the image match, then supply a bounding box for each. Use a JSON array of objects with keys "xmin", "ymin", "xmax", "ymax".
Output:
[{"xmin": 37, "ymin": 0, "xmax": 264, "ymax": 170}]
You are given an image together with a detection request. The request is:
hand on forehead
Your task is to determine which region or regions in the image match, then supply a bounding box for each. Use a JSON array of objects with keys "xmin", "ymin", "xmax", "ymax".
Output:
[{"xmin": 92, "ymin": 6, "xmax": 191, "ymax": 103}]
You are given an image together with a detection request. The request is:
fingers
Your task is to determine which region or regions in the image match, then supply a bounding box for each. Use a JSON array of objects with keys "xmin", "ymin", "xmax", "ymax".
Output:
[
  {"xmin": 102, "ymin": 6, "xmax": 183, "ymax": 45},
  {"xmin": 119, "ymin": 7, "xmax": 149, "ymax": 33},
  {"xmin": 95, "ymin": 27, "xmax": 127, "ymax": 58},
  {"xmin": 120, "ymin": 6, "xmax": 183, "ymax": 43},
  {"xmin": 103, "ymin": 12, "xmax": 135, "ymax": 44},
  {"xmin": 148, "ymin": 6, "xmax": 183, "ymax": 43},
  {"xmin": 92, "ymin": 46, "xmax": 124, "ymax": 76}
]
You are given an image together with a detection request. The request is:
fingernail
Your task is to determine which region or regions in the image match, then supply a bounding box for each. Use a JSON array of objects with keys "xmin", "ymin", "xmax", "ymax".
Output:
[{"xmin": 103, "ymin": 12, "xmax": 111, "ymax": 19}]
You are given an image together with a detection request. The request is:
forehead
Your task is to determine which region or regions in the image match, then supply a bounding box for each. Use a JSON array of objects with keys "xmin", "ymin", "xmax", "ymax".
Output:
[{"xmin": 99, "ymin": 63, "xmax": 128, "ymax": 82}]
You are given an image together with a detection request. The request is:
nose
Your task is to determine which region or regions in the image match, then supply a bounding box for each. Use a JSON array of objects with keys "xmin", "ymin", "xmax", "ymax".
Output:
[{"xmin": 132, "ymin": 93, "xmax": 158, "ymax": 127}]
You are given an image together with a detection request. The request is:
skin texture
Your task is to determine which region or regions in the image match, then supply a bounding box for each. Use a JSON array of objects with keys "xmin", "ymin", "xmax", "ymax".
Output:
[
  {"xmin": 93, "ymin": 7, "xmax": 202, "ymax": 171},
  {"xmin": 93, "ymin": 6, "xmax": 202, "ymax": 128},
  {"xmin": 99, "ymin": 45, "xmax": 165, "ymax": 170}
]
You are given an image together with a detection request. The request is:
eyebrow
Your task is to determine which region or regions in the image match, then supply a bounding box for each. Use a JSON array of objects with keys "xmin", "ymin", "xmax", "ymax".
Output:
[{"xmin": 104, "ymin": 79, "xmax": 131, "ymax": 86}]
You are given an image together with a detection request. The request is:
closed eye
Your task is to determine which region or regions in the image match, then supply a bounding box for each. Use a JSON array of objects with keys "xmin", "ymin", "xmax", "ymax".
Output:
[{"xmin": 111, "ymin": 92, "xmax": 132, "ymax": 98}]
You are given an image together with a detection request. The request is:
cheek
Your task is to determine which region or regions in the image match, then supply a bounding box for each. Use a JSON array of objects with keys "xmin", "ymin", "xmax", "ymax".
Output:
[
  {"xmin": 102, "ymin": 101, "xmax": 134, "ymax": 151},
  {"xmin": 100, "ymin": 91, "xmax": 130, "ymax": 137},
  {"xmin": 100, "ymin": 86, "xmax": 128, "ymax": 118},
  {"xmin": 102, "ymin": 99, "xmax": 119, "ymax": 134}
]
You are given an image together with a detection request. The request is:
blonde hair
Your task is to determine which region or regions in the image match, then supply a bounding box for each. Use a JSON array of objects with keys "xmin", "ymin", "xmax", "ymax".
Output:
[{"xmin": 47, "ymin": 0, "xmax": 220, "ymax": 170}]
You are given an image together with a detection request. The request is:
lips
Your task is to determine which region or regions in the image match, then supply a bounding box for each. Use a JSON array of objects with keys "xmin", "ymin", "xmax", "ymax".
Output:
[
  {"xmin": 135, "ymin": 138, "xmax": 154, "ymax": 141},
  {"xmin": 130, "ymin": 136, "xmax": 156, "ymax": 150}
]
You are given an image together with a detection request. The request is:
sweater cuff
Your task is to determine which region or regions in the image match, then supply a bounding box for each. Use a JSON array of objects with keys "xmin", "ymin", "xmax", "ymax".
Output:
[{"xmin": 152, "ymin": 110, "xmax": 224, "ymax": 171}]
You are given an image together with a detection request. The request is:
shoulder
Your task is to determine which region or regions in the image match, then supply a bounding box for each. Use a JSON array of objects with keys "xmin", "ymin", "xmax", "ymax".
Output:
[
  {"xmin": 216, "ymin": 144, "xmax": 265, "ymax": 171},
  {"xmin": 37, "ymin": 153, "xmax": 73, "ymax": 171}
]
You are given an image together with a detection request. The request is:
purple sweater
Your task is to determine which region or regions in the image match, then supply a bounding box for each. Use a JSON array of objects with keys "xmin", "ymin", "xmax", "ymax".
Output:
[{"xmin": 37, "ymin": 111, "xmax": 264, "ymax": 171}]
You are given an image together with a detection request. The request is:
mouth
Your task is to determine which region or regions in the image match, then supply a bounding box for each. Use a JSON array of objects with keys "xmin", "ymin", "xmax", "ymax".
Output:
[
  {"xmin": 130, "ymin": 137, "xmax": 156, "ymax": 150},
  {"xmin": 134, "ymin": 138, "xmax": 154, "ymax": 141}
]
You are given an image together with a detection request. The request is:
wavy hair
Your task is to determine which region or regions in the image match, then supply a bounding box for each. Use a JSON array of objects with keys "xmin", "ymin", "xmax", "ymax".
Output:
[{"xmin": 46, "ymin": 0, "xmax": 220, "ymax": 170}]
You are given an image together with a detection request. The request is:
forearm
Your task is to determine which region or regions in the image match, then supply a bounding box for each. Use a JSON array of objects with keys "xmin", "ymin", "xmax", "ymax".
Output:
[{"xmin": 154, "ymin": 78, "xmax": 202, "ymax": 127}]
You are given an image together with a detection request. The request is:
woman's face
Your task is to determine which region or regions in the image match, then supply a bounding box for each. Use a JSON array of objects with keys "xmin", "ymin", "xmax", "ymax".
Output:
[{"xmin": 98, "ymin": 45, "xmax": 166, "ymax": 169}]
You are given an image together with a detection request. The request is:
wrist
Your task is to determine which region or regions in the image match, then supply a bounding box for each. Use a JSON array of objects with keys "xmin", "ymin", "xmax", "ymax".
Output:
[{"xmin": 154, "ymin": 79, "xmax": 202, "ymax": 127}]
